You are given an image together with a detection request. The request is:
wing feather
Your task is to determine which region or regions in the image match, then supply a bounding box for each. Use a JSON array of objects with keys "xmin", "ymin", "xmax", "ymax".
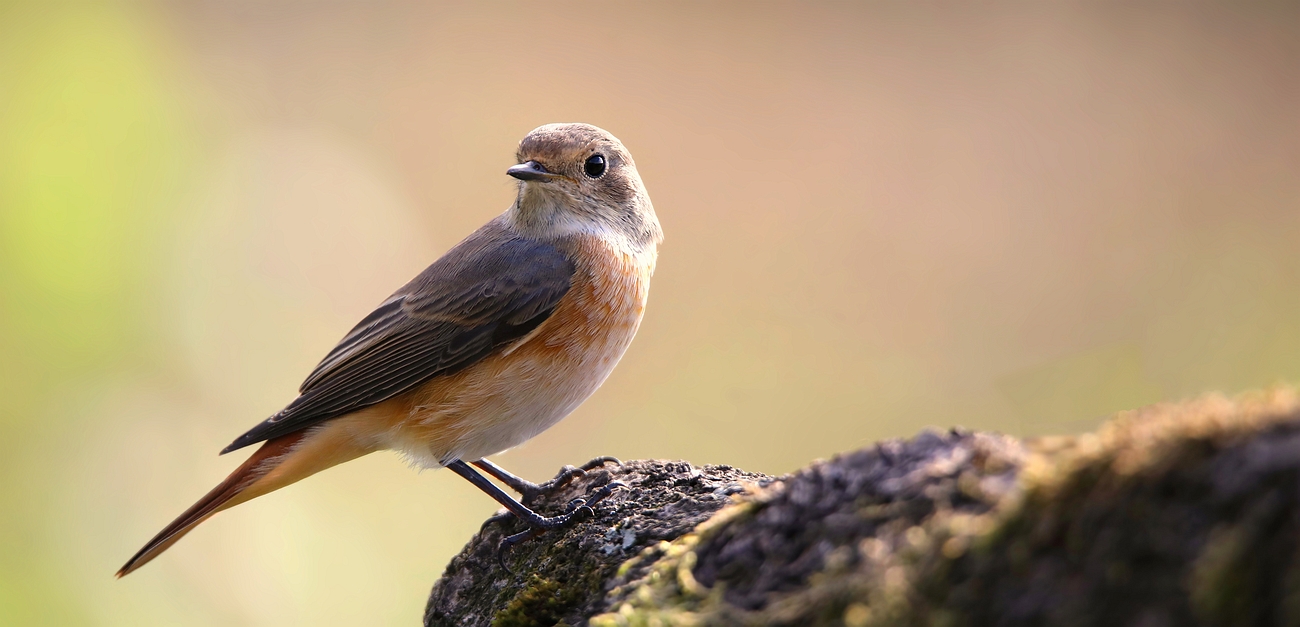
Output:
[{"xmin": 220, "ymin": 222, "xmax": 575, "ymax": 454}]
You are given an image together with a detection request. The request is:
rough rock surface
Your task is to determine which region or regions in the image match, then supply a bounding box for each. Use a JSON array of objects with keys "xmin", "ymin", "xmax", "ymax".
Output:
[
  {"xmin": 425, "ymin": 389, "xmax": 1300, "ymax": 627},
  {"xmin": 424, "ymin": 460, "xmax": 775, "ymax": 627}
]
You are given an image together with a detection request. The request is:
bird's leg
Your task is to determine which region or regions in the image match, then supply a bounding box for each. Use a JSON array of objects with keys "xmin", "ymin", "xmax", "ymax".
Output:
[
  {"xmin": 472, "ymin": 456, "xmax": 621, "ymax": 506},
  {"xmin": 496, "ymin": 479, "xmax": 624, "ymax": 557},
  {"xmin": 447, "ymin": 460, "xmax": 623, "ymax": 531},
  {"xmin": 446, "ymin": 460, "xmax": 623, "ymax": 569}
]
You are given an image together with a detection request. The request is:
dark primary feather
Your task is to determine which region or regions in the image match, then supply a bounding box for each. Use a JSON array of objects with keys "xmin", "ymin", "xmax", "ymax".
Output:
[{"xmin": 221, "ymin": 222, "xmax": 575, "ymax": 454}]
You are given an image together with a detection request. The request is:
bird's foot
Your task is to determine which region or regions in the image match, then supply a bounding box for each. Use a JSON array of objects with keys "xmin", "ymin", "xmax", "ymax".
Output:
[
  {"xmin": 480, "ymin": 456, "xmax": 622, "ymax": 527},
  {"xmin": 495, "ymin": 479, "xmax": 626, "ymax": 570},
  {"xmin": 492, "ymin": 456, "xmax": 621, "ymax": 505},
  {"xmin": 528, "ymin": 456, "xmax": 621, "ymax": 503}
]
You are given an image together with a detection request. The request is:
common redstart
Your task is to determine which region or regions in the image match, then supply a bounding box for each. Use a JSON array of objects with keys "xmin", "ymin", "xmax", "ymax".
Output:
[{"xmin": 118, "ymin": 123, "xmax": 662, "ymax": 576}]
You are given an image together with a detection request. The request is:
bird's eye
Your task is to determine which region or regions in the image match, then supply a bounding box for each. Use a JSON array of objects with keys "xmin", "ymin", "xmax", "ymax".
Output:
[{"xmin": 584, "ymin": 154, "xmax": 606, "ymax": 178}]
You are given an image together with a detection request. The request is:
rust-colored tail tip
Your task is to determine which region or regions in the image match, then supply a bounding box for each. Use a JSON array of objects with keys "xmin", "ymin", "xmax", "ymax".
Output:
[{"xmin": 114, "ymin": 432, "xmax": 306, "ymax": 580}]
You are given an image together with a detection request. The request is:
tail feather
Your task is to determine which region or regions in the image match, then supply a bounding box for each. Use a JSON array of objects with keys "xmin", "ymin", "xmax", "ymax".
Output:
[{"xmin": 116, "ymin": 432, "xmax": 306, "ymax": 577}]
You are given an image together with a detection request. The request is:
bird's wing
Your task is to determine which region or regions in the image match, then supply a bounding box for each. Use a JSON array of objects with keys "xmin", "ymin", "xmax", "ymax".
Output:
[{"xmin": 220, "ymin": 225, "xmax": 575, "ymax": 454}]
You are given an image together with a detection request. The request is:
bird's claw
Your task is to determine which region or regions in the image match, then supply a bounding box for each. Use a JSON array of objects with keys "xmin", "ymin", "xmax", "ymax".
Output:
[
  {"xmin": 496, "ymin": 527, "xmax": 546, "ymax": 572},
  {"xmin": 516, "ymin": 457, "xmax": 620, "ymax": 505},
  {"xmin": 518, "ymin": 467, "xmax": 582, "ymax": 504},
  {"xmin": 494, "ymin": 479, "xmax": 627, "ymax": 571},
  {"xmin": 578, "ymin": 455, "xmax": 621, "ymax": 471}
]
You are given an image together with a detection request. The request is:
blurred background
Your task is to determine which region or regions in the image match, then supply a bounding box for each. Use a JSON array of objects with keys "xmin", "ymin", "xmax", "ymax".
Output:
[{"xmin": 1, "ymin": 2, "xmax": 1298, "ymax": 625}]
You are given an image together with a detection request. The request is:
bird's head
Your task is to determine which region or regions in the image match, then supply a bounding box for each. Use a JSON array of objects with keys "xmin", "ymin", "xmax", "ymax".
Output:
[{"xmin": 507, "ymin": 123, "xmax": 661, "ymax": 252}]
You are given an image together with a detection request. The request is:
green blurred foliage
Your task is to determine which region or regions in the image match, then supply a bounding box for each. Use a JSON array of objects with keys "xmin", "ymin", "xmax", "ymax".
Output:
[
  {"xmin": 1, "ymin": 3, "xmax": 191, "ymax": 624},
  {"xmin": 0, "ymin": 3, "xmax": 183, "ymax": 371}
]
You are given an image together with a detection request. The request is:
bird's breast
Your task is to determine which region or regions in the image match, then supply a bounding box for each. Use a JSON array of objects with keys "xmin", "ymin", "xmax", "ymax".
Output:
[
  {"xmin": 380, "ymin": 233, "xmax": 656, "ymax": 466},
  {"xmin": 533, "ymin": 235, "xmax": 655, "ymax": 360}
]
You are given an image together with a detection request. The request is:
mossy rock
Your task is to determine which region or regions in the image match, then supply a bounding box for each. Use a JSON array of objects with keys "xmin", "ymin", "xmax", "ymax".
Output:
[{"xmin": 426, "ymin": 389, "xmax": 1300, "ymax": 627}]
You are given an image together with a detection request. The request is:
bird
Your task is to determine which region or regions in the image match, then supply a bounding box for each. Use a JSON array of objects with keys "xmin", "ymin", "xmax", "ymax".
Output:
[{"xmin": 117, "ymin": 123, "xmax": 662, "ymax": 577}]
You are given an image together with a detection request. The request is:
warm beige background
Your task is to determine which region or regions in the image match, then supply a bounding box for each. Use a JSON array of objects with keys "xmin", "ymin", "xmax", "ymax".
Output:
[{"xmin": 1, "ymin": 2, "xmax": 1298, "ymax": 625}]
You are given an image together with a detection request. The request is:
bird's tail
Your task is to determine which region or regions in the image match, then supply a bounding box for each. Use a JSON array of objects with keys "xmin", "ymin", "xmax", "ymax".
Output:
[{"xmin": 116, "ymin": 431, "xmax": 309, "ymax": 577}]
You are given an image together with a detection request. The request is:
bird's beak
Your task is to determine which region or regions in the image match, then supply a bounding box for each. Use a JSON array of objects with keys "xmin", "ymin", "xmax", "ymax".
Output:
[{"xmin": 506, "ymin": 160, "xmax": 561, "ymax": 182}]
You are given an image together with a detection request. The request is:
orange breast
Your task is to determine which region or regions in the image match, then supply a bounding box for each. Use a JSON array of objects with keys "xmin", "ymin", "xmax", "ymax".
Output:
[
  {"xmin": 359, "ymin": 233, "xmax": 657, "ymax": 466},
  {"xmin": 528, "ymin": 235, "xmax": 651, "ymax": 360}
]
